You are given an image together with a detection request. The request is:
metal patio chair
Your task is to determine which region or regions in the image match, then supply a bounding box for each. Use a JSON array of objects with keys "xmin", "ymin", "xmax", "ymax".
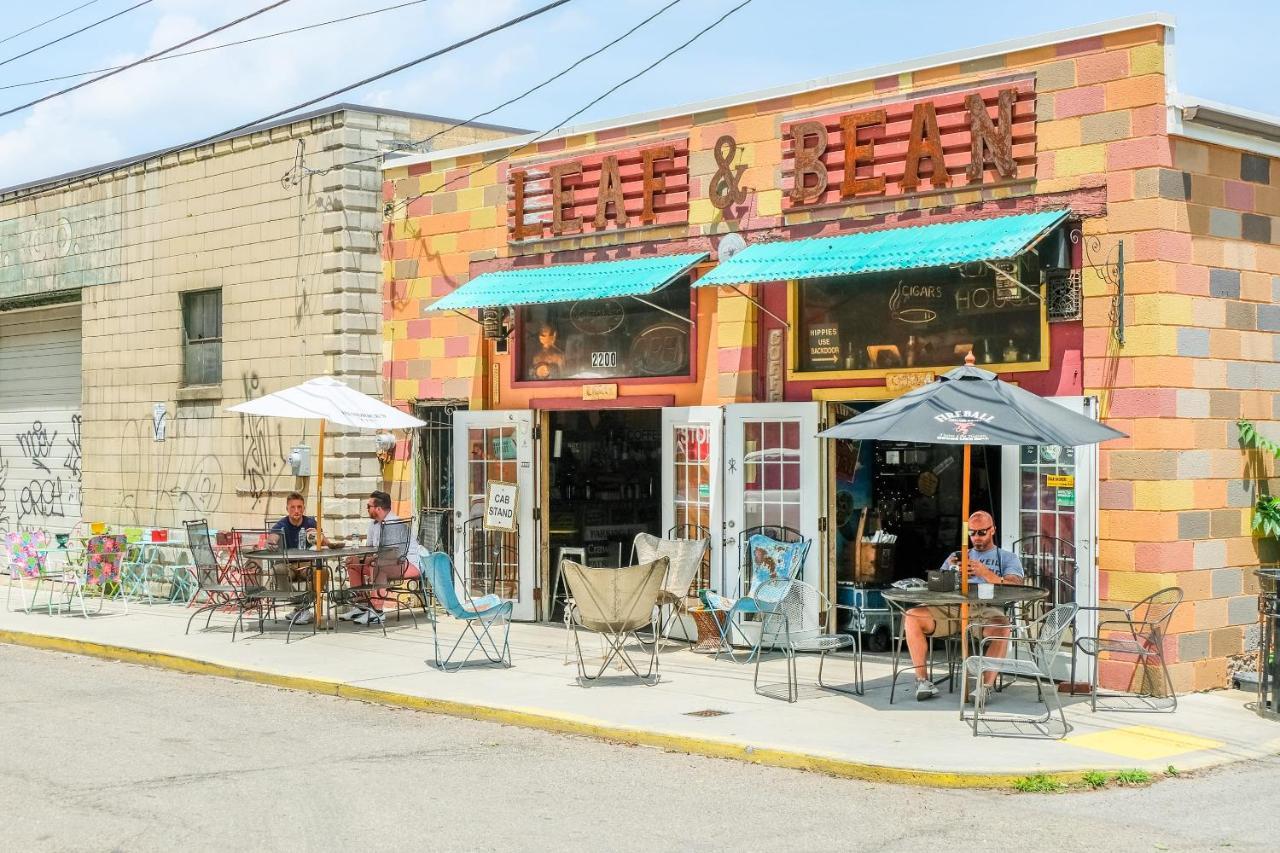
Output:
[
  {"xmin": 701, "ymin": 534, "xmax": 812, "ymax": 663},
  {"xmin": 563, "ymin": 557, "xmax": 667, "ymax": 686},
  {"xmin": 184, "ymin": 520, "xmax": 245, "ymax": 636},
  {"xmin": 962, "ymin": 603, "xmax": 1079, "ymax": 738},
  {"xmin": 333, "ymin": 518, "xmax": 419, "ymax": 636},
  {"xmin": 233, "ymin": 529, "xmax": 313, "ymax": 643},
  {"xmin": 4, "ymin": 530, "xmax": 57, "ymax": 614},
  {"xmin": 753, "ymin": 579, "xmax": 862, "ymax": 703},
  {"xmin": 631, "ymin": 531, "xmax": 709, "ymax": 646},
  {"xmin": 1072, "ymin": 587, "xmax": 1184, "ymax": 712},
  {"xmin": 419, "ymin": 551, "xmax": 513, "ymax": 672}
]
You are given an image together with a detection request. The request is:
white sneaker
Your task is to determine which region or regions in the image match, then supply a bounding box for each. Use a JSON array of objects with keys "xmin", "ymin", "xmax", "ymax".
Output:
[
  {"xmin": 292, "ymin": 607, "xmax": 314, "ymax": 625},
  {"xmin": 337, "ymin": 607, "xmax": 366, "ymax": 621},
  {"xmin": 915, "ymin": 679, "xmax": 939, "ymax": 701},
  {"xmin": 354, "ymin": 609, "xmax": 384, "ymax": 626}
]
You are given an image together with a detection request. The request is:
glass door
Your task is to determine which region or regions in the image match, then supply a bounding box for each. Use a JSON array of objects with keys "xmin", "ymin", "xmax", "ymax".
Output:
[
  {"xmin": 453, "ymin": 410, "xmax": 538, "ymax": 620},
  {"xmin": 1001, "ymin": 395, "xmax": 1098, "ymax": 679},
  {"xmin": 660, "ymin": 407, "xmax": 723, "ymax": 594},
  {"xmin": 723, "ymin": 403, "xmax": 822, "ymax": 596}
]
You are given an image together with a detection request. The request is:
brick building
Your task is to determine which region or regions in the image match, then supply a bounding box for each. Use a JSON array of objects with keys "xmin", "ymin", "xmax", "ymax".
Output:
[{"xmin": 399, "ymin": 14, "xmax": 1266, "ymax": 691}]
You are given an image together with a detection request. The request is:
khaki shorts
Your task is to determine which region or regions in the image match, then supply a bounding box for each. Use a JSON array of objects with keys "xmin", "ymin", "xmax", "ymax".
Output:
[{"xmin": 925, "ymin": 605, "xmax": 1006, "ymax": 637}]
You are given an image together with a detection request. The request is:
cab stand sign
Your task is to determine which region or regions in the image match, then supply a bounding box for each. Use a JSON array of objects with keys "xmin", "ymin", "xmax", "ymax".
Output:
[{"xmin": 484, "ymin": 481, "xmax": 519, "ymax": 531}]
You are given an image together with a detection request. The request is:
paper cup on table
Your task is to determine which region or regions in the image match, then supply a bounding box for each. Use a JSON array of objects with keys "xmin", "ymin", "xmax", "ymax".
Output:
[{"xmin": 977, "ymin": 582, "xmax": 994, "ymax": 600}]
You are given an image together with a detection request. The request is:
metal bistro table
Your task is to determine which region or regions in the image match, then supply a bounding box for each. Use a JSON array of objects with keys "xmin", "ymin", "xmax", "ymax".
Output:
[
  {"xmin": 241, "ymin": 545, "xmax": 378, "ymax": 630},
  {"xmin": 882, "ymin": 585, "xmax": 1049, "ymax": 703}
]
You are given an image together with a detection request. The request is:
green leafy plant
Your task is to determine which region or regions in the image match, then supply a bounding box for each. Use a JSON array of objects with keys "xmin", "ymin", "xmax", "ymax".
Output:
[
  {"xmin": 1165, "ymin": 764, "xmax": 1179, "ymax": 777},
  {"xmin": 1238, "ymin": 420, "xmax": 1280, "ymax": 537},
  {"xmin": 1013, "ymin": 773, "xmax": 1063, "ymax": 793},
  {"xmin": 1082, "ymin": 770, "xmax": 1109, "ymax": 789},
  {"xmin": 1112, "ymin": 769, "xmax": 1152, "ymax": 785}
]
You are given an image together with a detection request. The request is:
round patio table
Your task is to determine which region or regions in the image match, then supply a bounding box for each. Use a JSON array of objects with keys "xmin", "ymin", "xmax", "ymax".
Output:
[
  {"xmin": 242, "ymin": 545, "xmax": 378, "ymax": 629},
  {"xmin": 882, "ymin": 585, "xmax": 1048, "ymax": 703}
]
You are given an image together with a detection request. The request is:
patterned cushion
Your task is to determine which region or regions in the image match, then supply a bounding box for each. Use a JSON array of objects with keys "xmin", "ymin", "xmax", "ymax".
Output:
[
  {"xmin": 5, "ymin": 531, "xmax": 50, "ymax": 578},
  {"xmin": 745, "ymin": 534, "xmax": 808, "ymax": 592},
  {"xmin": 85, "ymin": 535, "xmax": 126, "ymax": 586}
]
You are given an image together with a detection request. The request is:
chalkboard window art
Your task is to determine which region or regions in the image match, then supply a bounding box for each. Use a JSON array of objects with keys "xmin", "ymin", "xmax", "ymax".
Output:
[{"xmin": 518, "ymin": 279, "xmax": 693, "ymax": 381}]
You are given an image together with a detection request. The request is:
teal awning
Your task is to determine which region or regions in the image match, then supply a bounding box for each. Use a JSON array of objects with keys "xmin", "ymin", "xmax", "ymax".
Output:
[
  {"xmin": 695, "ymin": 210, "xmax": 1068, "ymax": 287},
  {"xmin": 428, "ymin": 252, "xmax": 708, "ymax": 311}
]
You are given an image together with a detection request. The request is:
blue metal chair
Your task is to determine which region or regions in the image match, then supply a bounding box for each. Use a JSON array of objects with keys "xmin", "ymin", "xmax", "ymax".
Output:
[
  {"xmin": 419, "ymin": 552, "xmax": 513, "ymax": 672},
  {"xmin": 700, "ymin": 534, "xmax": 812, "ymax": 663}
]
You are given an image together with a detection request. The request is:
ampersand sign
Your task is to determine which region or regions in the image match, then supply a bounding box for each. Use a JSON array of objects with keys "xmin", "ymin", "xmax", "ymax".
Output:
[{"xmin": 708, "ymin": 135, "xmax": 748, "ymax": 211}]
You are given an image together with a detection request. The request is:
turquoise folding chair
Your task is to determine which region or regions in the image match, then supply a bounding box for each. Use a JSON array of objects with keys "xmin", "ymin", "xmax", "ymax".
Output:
[
  {"xmin": 700, "ymin": 534, "xmax": 811, "ymax": 664},
  {"xmin": 419, "ymin": 552, "xmax": 513, "ymax": 672}
]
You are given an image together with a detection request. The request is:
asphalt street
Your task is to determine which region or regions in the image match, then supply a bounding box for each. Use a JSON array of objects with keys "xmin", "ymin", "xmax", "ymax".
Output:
[{"xmin": 1, "ymin": 643, "xmax": 1277, "ymax": 852}]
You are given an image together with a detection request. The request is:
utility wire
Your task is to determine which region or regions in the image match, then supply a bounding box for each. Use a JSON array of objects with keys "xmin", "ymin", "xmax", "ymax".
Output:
[
  {"xmin": 389, "ymin": 0, "xmax": 755, "ymax": 217},
  {"xmin": 0, "ymin": 1, "xmax": 105, "ymax": 48},
  {"xmin": 287, "ymin": 0, "xmax": 683, "ymax": 184},
  {"xmin": 0, "ymin": 0, "xmax": 152, "ymax": 69},
  {"xmin": 7, "ymin": 0, "xmax": 573, "ymax": 194},
  {"xmin": 0, "ymin": 0, "xmax": 295, "ymax": 119},
  {"xmin": 0, "ymin": 0, "xmax": 433, "ymax": 92}
]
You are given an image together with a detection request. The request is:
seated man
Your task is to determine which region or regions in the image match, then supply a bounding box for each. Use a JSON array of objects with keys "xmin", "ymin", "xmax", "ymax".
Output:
[
  {"xmin": 270, "ymin": 492, "xmax": 320, "ymax": 624},
  {"xmin": 342, "ymin": 490, "xmax": 422, "ymax": 625},
  {"xmin": 904, "ymin": 511, "xmax": 1024, "ymax": 701}
]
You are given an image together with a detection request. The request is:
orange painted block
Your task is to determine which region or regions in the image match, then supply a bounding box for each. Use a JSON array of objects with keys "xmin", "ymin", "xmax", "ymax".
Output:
[
  {"xmin": 1098, "ymin": 538, "xmax": 1135, "ymax": 572},
  {"xmin": 1241, "ymin": 271, "xmax": 1272, "ymax": 302},
  {"xmin": 1192, "ymin": 597, "xmax": 1228, "ymax": 632},
  {"xmin": 1174, "ymin": 569, "xmax": 1212, "ymax": 602},
  {"xmin": 1102, "ymin": 25, "xmax": 1165, "ymax": 50},
  {"xmin": 1004, "ymin": 45, "xmax": 1058, "ymax": 67},
  {"xmin": 1209, "ymin": 328, "xmax": 1243, "ymax": 359},
  {"xmin": 1107, "ymin": 136, "xmax": 1174, "ymax": 171},
  {"xmin": 1128, "ymin": 418, "xmax": 1195, "ymax": 450},
  {"xmin": 1107, "ymin": 169, "xmax": 1134, "ymax": 202},
  {"xmin": 1226, "ymin": 537, "xmax": 1261, "ymax": 567},
  {"xmin": 1191, "ymin": 479, "xmax": 1227, "ymax": 510},
  {"xmin": 1104, "ymin": 74, "xmax": 1165, "ymax": 111}
]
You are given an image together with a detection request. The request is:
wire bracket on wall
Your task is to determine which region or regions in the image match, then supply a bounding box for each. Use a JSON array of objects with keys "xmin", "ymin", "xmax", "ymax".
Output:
[{"xmin": 1074, "ymin": 229, "xmax": 1125, "ymax": 346}]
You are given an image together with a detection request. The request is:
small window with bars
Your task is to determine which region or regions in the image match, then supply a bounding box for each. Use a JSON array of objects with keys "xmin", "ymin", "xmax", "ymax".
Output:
[{"xmin": 181, "ymin": 288, "xmax": 222, "ymax": 386}]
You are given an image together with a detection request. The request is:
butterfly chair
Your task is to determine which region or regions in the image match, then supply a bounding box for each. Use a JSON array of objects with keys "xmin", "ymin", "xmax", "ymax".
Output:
[
  {"xmin": 753, "ymin": 579, "xmax": 862, "ymax": 703},
  {"xmin": 700, "ymin": 534, "xmax": 812, "ymax": 663},
  {"xmin": 184, "ymin": 520, "xmax": 247, "ymax": 636},
  {"xmin": 4, "ymin": 530, "xmax": 55, "ymax": 614},
  {"xmin": 1072, "ymin": 587, "xmax": 1184, "ymax": 712},
  {"xmin": 419, "ymin": 551, "xmax": 513, "ymax": 672},
  {"xmin": 562, "ymin": 557, "xmax": 668, "ymax": 686},
  {"xmin": 62, "ymin": 535, "xmax": 128, "ymax": 617},
  {"xmin": 632, "ymin": 532, "xmax": 709, "ymax": 647},
  {"xmin": 961, "ymin": 603, "xmax": 1079, "ymax": 739}
]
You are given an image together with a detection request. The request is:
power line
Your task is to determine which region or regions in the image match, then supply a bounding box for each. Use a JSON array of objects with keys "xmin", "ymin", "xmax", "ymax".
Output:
[
  {"xmin": 288, "ymin": 0, "xmax": 684, "ymax": 184},
  {"xmin": 0, "ymin": 0, "xmax": 296, "ymax": 119},
  {"xmin": 0, "ymin": 1, "xmax": 105, "ymax": 48},
  {"xmin": 0, "ymin": 0, "xmax": 433, "ymax": 93},
  {"xmin": 389, "ymin": 0, "xmax": 755, "ymax": 217},
  {"xmin": 8, "ymin": 0, "xmax": 574, "ymax": 194},
  {"xmin": 0, "ymin": 0, "xmax": 152, "ymax": 70}
]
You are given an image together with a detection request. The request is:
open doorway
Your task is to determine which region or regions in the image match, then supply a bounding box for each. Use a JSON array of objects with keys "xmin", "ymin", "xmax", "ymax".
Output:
[{"xmin": 546, "ymin": 409, "xmax": 662, "ymax": 615}]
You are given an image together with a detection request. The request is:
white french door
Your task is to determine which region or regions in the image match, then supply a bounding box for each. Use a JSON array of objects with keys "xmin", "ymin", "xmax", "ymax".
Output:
[
  {"xmin": 660, "ymin": 407, "xmax": 724, "ymax": 597},
  {"xmin": 453, "ymin": 410, "xmax": 538, "ymax": 620},
  {"xmin": 1000, "ymin": 395, "xmax": 1099, "ymax": 679},
  {"xmin": 723, "ymin": 403, "xmax": 822, "ymax": 596}
]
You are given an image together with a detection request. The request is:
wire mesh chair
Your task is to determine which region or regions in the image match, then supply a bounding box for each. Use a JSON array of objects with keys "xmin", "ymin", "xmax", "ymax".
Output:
[
  {"xmin": 184, "ymin": 520, "xmax": 245, "ymax": 636},
  {"xmin": 1013, "ymin": 536, "xmax": 1078, "ymax": 617},
  {"xmin": 1072, "ymin": 587, "xmax": 1184, "ymax": 712},
  {"xmin": 62, "ymin": 535, "xmax": 127, "ymax": 618},
  {"xmin": 420, "ymin": 551, "xmax": 513, "ymax": 672},
  {"xmin": 753, "ymin": 579, "xmax": 863, "ymax": 703},
  {"xmin": 462, "ymin": 518, "xmax": 519, "ymax": 601},
  {"xmin": 563, "ymin": 557, "xmax": 667, "ymax": 686},
  {"xmin": 234, "ymin": 529, "xmax": 313, "ymax": 643},
  {"xmin": 961, "ymin": 603, "xmax": 1079, "ymax": 738}
]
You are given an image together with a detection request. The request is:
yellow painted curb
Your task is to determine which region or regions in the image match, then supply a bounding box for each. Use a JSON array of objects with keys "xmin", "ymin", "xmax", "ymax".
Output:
[{"xmin": 0, "ymin": 628, "xmax": 1110, "ymax": 789}]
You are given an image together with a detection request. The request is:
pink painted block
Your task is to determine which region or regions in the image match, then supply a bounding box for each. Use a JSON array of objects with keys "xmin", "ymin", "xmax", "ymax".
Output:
[
  {"xmin": 407, "ymin": 318, "xmax": 431, "ymax": 338},
  {"xmin": 408, "ymin": 162, "xmax": 434, "ymax": 177},
  {"xmin": 1174, "ymin": 265, "xmax": 1209, "ymax": 296},
  {"xmin": 1223, "ymin": 180, "xmax": 1255, "ymax": 211},
  {"xmin": 382, "ymin": 180, "xmax": 395, "ymax": 201},
  {"xmin": 1107, "ymin": 136, "xmax": 1173, "ymax": 170},
  {"xmin": 443, "ymin": 336, "xmax": 471, "ymax": 358},
  {"xmin": 1130, "ymin": 104, "xmax": 1165, "ymax": 136},
  {"xmin": 1036, "ymin": 149, "xmax": 1055, "ymax": 181},
  {"xmin": 419, "ymin": 379, "xmax": 445, "ymax": 399},
  {"xmin": 390, "ymin": 361, "xmax": 408, "ymax": 380},
  {"xmin": 874, "ymin": 74, "xmax": 898, "ymax": 92},
  {"xmin": 1108, "ymin": 388, "xmax": 1178, "ymax": 417},
  {"xmin": 1099, "ymin": 480, "xmax": 1134, "ymax": 511},
  {"xmin": 1134, "ymin": 541, "xmax": 1193, "ymax": 572},
  {"xmin": 717, "ymin": 347, "xmax": 755, "ymax": 372},
  {"xmin": 1132, "ymin": 230, "xmax": 1191, "ymax": 263},
  {"xmin": 1055, "ymin": 86, "xmax": 1106, "ymax": 119},
  {"xmin": 1075, "ymin": 50, "xmax": 1130, "ymax": 85},
  {"xmin": 406, "ymin": 196, "xmax": 432, "ymax": 217},
  {"xmin": 1056, "ymin": 36, "xmax": 1105, "ymax": 56}
]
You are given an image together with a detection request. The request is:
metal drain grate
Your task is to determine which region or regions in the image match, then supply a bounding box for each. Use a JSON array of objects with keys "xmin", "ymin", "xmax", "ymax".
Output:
[{"xmin": 684, "ymin": 709, "xmax": 730, "ymax": 718}]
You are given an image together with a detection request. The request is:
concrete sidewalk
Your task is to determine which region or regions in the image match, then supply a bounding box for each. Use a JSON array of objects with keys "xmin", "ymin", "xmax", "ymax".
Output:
[{"xmin": 2, "ymin": 597, "xmax": 1276, "ymax": 787}]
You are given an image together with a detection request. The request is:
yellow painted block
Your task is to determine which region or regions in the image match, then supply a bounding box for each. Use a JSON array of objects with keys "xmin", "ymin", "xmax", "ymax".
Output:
[
  {"xmin": 1066, "ymin": 726, "xmax": 1221, "ymax": 761},
  {"xmin": 1129, "ymin": 43, "xmax": 1164, "ymax": 76},
  {"xmin": 756, "ymin": 189, "xmax": 782, "ymax": 217},
  {"xmin": 717, "ymin": 293, "xmax": 756, "ymax": 324},
  {"xmin": 470, "ymin": 206, "xmax": 497, "ymax": 229},
  {"xmin": 689, "ymin": 197, "xmax": 717, "ymax": 226},
  {"xmin": 1037, "ymin": 118, "xmax": 1081, "ymax": 151},
  {"xmin": 420, "ymin": 336, "xmax": 445, "ymax": 358},
  {"xmin": 456, "ymin": 187, "xmax": 485, "ymax": 211},
  {"xmin": 716, "ymin": 320, "xmax": 754, "ymax": 348},
  {"xmin": 734, "ymin": 114, "xmax": 777, "ymax": 144},
  {"xmin": 1108, "ymin": 571, "xmax": 1178, "ymax": 602},
  {"xmin": 1132, "ymin": 293, "xmax": 1193, "ymax": 326},
  {"xmin": 430, "ymin": 233, "xmax": 457, "ymax": 255},
  {"xmin": 454, "ymin": 357, "xmax": 477, "ymax": 379},
  {"xmin": 1118, "ymin": 324, "xmax": 1177, "ymax": 357},
  {"xmin": 1133, "ymin": 479, "xmax": 1195, "ymax": 511},
  {"xmin": 419, "ymin": 173, "xmax": 446, "ymax": 194},
  {"xmin": 392, "ymin": 379, "xmax": 418, "ymax": 401},
  {"xmin": 1054, "ymin": 144, "xmax": 1107, "ymax": 177},
  {"xmin": 385, "ymin": 319, "xmax": 407, "ymax": 341}
]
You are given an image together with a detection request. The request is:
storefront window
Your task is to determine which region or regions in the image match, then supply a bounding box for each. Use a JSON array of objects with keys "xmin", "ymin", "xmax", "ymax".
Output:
[
  {"xmin": 795, "ymin": 259, "xmax": 1044, "ymax": 373},
  {"xmin": 518, "ymin": 280, "xmax": 692, "ymax": 381},
  {"xmin": 742, "ymin": 419, "xmax": 802, "ymax": 533}
]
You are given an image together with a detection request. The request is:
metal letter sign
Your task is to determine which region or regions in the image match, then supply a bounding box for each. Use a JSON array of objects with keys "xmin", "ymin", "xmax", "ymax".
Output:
[{"xmin": 484, "ymin": 481, "xmax": 519, "ymax": 532}]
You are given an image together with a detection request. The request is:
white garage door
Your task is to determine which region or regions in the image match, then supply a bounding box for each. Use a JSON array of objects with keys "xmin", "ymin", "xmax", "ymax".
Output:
[{"xmin": 0, "ymin": 303, "xmax": 82, "ymax": 535}]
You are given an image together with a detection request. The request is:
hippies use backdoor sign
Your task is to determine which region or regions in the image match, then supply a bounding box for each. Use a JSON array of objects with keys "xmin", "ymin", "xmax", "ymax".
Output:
[{"xmin": 506, "ymin": 82, "xmax": 1036, "ymax": 242}]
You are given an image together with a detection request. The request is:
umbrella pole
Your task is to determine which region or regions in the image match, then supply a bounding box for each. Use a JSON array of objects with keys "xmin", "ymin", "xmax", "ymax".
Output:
[
  {"xmin": 960, "ymin": 443, "xmax": 971, "ymax": 664},
  {"xmin": 315, "ymin": 419, "xmax": 327, "ymax": 629}
]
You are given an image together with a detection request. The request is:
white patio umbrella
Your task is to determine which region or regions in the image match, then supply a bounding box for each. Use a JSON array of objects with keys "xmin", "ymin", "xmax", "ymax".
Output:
[{"xmin": 227, "ymin": 376, "xmax": 425, "ymax": 542}]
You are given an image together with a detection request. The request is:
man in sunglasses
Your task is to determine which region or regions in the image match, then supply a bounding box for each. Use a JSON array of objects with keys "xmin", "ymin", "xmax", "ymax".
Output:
[{"xmin": 904, "ymin": 510, "xmax": 1024, "ymax": 701}]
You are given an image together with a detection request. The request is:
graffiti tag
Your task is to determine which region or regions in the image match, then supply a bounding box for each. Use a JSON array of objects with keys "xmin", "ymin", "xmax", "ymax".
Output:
[{"xmin": 17, "ymin": 420, "xmax": 58, "ymax": 473}]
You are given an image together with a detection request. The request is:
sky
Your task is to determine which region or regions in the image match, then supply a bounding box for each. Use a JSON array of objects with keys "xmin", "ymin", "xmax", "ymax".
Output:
[{"xmin": 0, "ymin": 0, "xmax": 1275, "ymax": 188}]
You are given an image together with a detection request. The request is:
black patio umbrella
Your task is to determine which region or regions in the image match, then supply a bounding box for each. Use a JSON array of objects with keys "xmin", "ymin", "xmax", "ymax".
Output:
[{"xmin": 818, "ymin": 354, "xmax": 1127, "ymax": 647}]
